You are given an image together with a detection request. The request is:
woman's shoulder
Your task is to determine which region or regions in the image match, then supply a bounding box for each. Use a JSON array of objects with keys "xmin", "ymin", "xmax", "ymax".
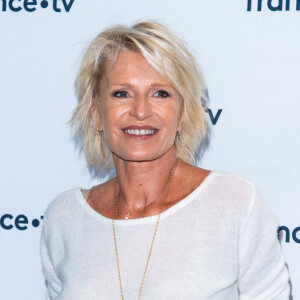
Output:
[
  {"xmin": 180, "ymin": 161, "xmax": 255, "ymax": 189},
  {"xmin": 210, "ymin": 170, "xmax": 256, "ymax": 189},
  {"xmin": 178, "ymin": 162, "xmax": 257, "ymax": 203},
  {"xmin": 205, "ymin": 170, "xmax": 278, "ymax": 230},
  {"xmin": 207, "ymin": 170, "xmax": 272, "ymax": 218},
  {"xmin": 185, "ymin": 161, "xmax": 256, "ymax": 192},
  {"xmin": 185, "ymin": 167, "xmax": 258, "ymax": 211},
  {"xmin": 209, "ymin": 170, "xmax": 258, "ymax": 201},
  {"xmin": 43, "ymin": 188, "xmax": 81, "ymax": 223}
]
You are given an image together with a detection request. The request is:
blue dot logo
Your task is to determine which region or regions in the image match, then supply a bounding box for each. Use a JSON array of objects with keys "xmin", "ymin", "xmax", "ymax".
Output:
[
  {"xmin": 40, "ymin": 0, "xmax": 48, "ymax": 8},
  {"xmin": 32, "ymin": 219, "xmax": 40, "ymax": 227}
]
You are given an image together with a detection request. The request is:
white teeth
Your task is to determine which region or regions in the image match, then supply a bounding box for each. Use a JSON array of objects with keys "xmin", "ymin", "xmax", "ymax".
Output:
[{"xmin": 124, "ymin": 129, "xmax": 157, "ymax": 135}]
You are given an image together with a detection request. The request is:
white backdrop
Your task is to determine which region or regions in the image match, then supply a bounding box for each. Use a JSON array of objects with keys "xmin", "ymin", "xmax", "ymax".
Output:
[{"xmin": 0, "ymin": 0, "xmax": 299, "ymax": 299}]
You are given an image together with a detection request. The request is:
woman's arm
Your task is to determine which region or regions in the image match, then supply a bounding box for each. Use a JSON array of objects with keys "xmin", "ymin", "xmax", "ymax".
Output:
[
  {"xmin": 237, "ymin": 187, "xmax": 290, "ymax": 299},
  {"xmin": 40, "ymin": 219, "xmax": 62, "ymax": 300}
]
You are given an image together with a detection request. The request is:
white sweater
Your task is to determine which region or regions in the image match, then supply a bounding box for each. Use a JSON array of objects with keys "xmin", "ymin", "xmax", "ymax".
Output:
[{"xmin": 40, "ymin": 171, "xmax": 290, "ymax": 300}]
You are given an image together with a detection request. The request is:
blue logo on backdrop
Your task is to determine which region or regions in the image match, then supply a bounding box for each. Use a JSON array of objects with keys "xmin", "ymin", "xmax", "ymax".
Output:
[
  {"xmin": 247, "ymin": 0, "xmax": 300, "ymax": 11},
  {"xmin": 206, "ymin": 109, "xmax": 222, "ymax": 125},
  {"xmin": 278, "ymin": 226, "xmax": 300, "ymax": 243},
  {"xmin": 1, "ymin": 0, "xmax": 75, "ymax": 12},
  {"xmin": 0, "ymin": 213, "xmax": 44, "ymax": 230}
]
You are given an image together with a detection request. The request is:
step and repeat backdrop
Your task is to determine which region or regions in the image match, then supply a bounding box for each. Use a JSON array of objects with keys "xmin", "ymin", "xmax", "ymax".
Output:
[{"xmin": 0, "ymin": 0, "xmax": 299, "ymax": 299}]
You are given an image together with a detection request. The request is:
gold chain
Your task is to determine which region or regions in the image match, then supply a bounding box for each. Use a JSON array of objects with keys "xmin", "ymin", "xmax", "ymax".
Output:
[{"xmin": 112, "ymin": 159, "xmax": 178, "ymax": 300}]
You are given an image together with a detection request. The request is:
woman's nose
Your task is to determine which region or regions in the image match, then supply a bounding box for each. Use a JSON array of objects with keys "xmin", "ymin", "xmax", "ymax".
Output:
[{"xmin": 129, "ymin": 95, "xmax": 152, "ymax": 120}]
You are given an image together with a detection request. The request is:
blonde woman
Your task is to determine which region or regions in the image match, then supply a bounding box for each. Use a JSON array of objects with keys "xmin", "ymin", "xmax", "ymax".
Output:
[{"xmin": 40, "ymin": 21, "xmax": 290, "ymax": 299}]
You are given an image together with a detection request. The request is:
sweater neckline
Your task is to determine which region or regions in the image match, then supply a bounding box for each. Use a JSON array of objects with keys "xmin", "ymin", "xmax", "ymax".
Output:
[{"xmin": 75, "ymin": 170, "xmax": 217, "ymax": 226}]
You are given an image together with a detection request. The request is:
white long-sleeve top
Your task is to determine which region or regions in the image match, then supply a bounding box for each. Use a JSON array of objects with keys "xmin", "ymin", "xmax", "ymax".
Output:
[{"xmin": 40, "ymin": 171, "xmax": 290, "ymax": 299}]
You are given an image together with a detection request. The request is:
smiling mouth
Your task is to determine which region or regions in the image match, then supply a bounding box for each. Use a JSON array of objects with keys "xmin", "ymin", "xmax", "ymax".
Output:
[
  {"xmin": 123, "ymin": 129, "xmax": 158, "ymax": 136},
  {"xmin": 122, "ymin": 125, "xmax": 159, "ymax": 137}
]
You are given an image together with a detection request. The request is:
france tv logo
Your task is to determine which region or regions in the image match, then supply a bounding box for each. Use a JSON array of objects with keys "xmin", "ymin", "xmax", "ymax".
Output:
[
  {"xmin": 247, "ymin": 0, "xmax": 300, "ymax": 11},
  {"xmin": 1, "ymin": 0, "xmax": 75, "ymax": 12}
]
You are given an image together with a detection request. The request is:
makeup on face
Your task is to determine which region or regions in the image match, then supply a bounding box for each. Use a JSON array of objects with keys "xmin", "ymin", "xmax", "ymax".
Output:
[{"xmin": 96, "ymin": 50, "xmax": 182, "ymax": 162}]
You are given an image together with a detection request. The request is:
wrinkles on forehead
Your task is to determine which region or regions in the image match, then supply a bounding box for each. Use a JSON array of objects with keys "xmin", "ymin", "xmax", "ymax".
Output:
[
  {"xmin": 105, "ymin": 46, "xmax": 139, "ymax": 74},
  {"xmin": 104, "ymin": 51, "xmax": 171, "ymax": 88}
]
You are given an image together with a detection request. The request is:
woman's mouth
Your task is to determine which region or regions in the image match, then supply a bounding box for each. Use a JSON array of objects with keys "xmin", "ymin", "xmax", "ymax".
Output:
[
  {"xmin": 123, "ymin": 129, "xmax": 158, "ymax": 135},
  {"xmin": 122, "ymin": 126, "xmax": 159, "ymax": 138}
]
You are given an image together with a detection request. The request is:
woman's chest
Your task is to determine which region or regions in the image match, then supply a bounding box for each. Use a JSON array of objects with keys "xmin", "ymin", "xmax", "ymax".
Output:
[{"xmin": 56, "ymin": 215, "xmax": 239, "ymax": 299}]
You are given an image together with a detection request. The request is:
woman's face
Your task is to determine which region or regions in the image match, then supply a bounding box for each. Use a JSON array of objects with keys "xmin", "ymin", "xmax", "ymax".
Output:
[{"xmin": 93, "ymin": 50, "xmax": 182, "ymax": 162}]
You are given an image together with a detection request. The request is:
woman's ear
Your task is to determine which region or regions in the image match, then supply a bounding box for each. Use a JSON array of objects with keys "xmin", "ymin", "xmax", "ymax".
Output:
[
  {"xmin": 89, "ymin": 98, "xmax": 103, "ymax": 131},
  {"xmin": 177, "ymin": 120, "xmax": 183, "ymax": 133},
  {"xmin": 177, "ymin": 111, "xmax": 184, "ymax": 132}
]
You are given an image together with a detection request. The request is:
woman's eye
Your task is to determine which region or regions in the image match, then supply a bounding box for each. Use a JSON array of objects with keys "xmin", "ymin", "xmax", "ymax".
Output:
[
  {"xmin": 154, "ymin": 90, "xmax": 170, "ymax": 98},
  {"xmin": 113, "ymin": 91, "xmax": 129, "ymax": 98}
]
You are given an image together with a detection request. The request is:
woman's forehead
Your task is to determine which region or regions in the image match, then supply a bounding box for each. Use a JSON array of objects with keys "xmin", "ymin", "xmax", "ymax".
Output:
[{"xmin": 103, "ymin": 51, "xmax": 172, "ymax": 87}]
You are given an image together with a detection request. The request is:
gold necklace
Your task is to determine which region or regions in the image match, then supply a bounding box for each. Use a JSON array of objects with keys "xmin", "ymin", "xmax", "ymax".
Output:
[{"xmin": 112, "ymin": 159, "xmax": 178, "ymax": 300}]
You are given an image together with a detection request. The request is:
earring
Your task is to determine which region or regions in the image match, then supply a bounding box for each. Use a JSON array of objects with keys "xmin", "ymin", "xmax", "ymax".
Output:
[{"xmin": 95, "ymin": 129, "xmax": 106, "ymax": 158}]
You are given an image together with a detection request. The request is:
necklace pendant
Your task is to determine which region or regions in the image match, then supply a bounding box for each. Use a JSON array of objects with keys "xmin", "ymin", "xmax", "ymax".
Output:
[{"xmin": 125, "ymin": 212, "xmax": 130, "ymax": 220}]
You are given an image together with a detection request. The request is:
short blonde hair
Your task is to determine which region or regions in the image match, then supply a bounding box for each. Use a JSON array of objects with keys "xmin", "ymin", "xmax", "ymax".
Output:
[{"xmin": 71, "ymin": 20, "xmax": 207, "ymax": 171}]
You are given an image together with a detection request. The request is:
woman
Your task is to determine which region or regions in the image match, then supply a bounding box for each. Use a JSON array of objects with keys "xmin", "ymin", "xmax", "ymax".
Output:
[{"xmin": 40, "ymin": 21, "xmax": 290, "ymax": 299}]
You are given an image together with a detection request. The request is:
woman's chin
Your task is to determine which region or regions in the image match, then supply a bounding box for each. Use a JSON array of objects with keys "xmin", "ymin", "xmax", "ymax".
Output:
[
  {"xmin": 111, "ymin": 145, "xmax": 176, "ymax": 163},
  {"xmin": 112, "ymin": 152, "xmax": 165, "ymax": 163}
]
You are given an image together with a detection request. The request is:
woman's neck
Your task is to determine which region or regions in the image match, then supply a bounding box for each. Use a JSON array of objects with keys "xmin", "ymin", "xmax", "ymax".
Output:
[{"xmin": 112, "ymin": 147, "xmax": 178, "ymax": 214}]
